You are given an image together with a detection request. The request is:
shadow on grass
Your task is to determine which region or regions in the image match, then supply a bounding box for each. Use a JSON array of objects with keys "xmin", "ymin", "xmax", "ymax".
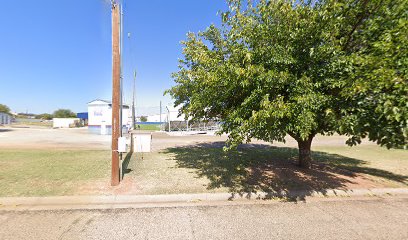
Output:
[
  {"xmin": 122, "ymin": 152, "xmax": 133, "ymax": 178},
  {"xmin": 163, "ymin": 142, "xmax": 407, "ymax": 200}
]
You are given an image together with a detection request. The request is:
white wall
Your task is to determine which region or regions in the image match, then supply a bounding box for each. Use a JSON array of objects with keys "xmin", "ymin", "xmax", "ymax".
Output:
[
  {"xmin": 146, "ymin": 114, "xmax": 165, "ymax": 122},
  {"xmin": 0, "ymin": 112, "xmax": 11, "ymax": 125},
  {"xmin": 168, "ymin": 111, "xmax": 188, "ymax": 121},
  {"xmin": 139, "ymin": 106, "xmax": 189, "ymax": 122},
  {"xmin": 88, "ymin": 101, "xmax": 130, "ymax": 126},
  {"xmin": 166, "ymin": 106, "xmax": 190, "ymax": 122},
  {"xmin": 122, "ymin": 108, "xmax": 130, "ymax": 125},
  {"xmin": 88, "ymin": 104, "xmax": 112, "ymax": 126},
  {"xmin": 53, "ymin": 118, "xmax": 80, "ymax": 128}
]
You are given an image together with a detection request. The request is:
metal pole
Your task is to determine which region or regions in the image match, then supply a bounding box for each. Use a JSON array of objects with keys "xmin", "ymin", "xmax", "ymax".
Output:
[
  {"xmin": 159, "ymin": 101, "xmax": 162, "ymax": 130},
  {"xmin": 132, "ymin": 70, "xmax": 136, "ymax": 129},
  {"xmin": 166, "ymin": 106, "xmax": 170, "ymax": 132},
  {"xmin": 111, "ymin": 3, "xmax": 120, "ymax": 186}
]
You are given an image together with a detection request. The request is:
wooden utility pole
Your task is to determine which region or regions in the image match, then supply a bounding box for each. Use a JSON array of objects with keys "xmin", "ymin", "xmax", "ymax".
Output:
[{"xmin": 111, "ymin": 3, "xmax": 120, "ymax": 186}]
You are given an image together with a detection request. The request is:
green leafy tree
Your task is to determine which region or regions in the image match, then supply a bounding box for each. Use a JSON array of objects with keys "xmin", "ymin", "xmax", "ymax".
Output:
[
  {"xmin": 167, "ymin": 0, "xmax": 407, "ymax": 168},
  {"xmin": 336, "ymin": 0, "xmax": 408, "ymax": 148},
  {"xmin": 140, "ymin": 116, "xmax": 148, "ymax": 122},
  {"xmin": 36, "ymin": 113, "xmax": 53, "ymax": 120},
  {"xmin": 53, "ymin": 109, "xmax": 77, "ymax": 118},
  {"xmin": 0, "ymin": 104, "xmax": 11, "ymax": 114}
]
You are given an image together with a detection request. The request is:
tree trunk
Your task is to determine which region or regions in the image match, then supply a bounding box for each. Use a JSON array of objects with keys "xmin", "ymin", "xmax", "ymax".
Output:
[{"xmin": 297, "ymin": 137, "xmax": 313, "ymax": 169}]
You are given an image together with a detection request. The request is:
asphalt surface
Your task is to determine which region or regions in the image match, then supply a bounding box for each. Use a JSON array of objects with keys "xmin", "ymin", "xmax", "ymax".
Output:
[{"xmin": 1, "ymin": 197, "xmax": 407, "ymax": 240}]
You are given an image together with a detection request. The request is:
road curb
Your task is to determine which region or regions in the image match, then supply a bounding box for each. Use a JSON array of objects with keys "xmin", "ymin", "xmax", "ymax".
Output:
[{"xmin": 1, "ymin": 188, "xmax": 407, "ymax": 211}]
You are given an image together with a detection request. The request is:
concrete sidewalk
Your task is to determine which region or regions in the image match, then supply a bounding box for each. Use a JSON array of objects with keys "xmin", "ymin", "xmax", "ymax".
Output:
[
  {"xmin": 1, "ymin": 196, "xmax": 408, "ymax": 240},
  {"xmin": 1, "ymin": 188, "xmax": 408, "ymax": 211}
]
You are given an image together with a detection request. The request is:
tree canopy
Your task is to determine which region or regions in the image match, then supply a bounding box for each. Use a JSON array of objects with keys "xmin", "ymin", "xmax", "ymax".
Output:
[
  {"xmin": 53, "ymin": 109, "xmax": 77, "ymax": 118},
  {"xmin": 167, "ymin": 0, "xmax": 408, "ymax": 168},
  {"xmin": 0, "ymin": 104, "xmax": 10, "ymax": 114},
  {"xmin": 140, "ymin": 116, "xmax": 148, "ymax": 122},
  {"xmin": 36, "ymin": 113, "xmax": 53, "ymax": 120}
]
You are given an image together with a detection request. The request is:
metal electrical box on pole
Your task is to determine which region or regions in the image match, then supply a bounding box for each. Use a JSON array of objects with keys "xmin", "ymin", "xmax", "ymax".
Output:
[{"xmin": 111, "ymin": 3, "xmax": 121, "ymax": 186}]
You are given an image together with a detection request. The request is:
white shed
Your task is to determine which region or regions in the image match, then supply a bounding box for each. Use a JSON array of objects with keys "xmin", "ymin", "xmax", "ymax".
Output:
[
  {"xmin": 88, "ymin": 99, "xmax": 130, "ymax": 134},
  {"xmin": 53, "ymin": 118, "xmax": 80, "ymax": 128},
  {"xmin": 0, "ymin": 112, "xmax": 12, "ymax": 125}
]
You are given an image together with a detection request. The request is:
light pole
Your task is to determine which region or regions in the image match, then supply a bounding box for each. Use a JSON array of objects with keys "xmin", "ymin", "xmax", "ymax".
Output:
[{"xmin": 132, "ymin": 70, "xmax": 136, "ymax": 129}]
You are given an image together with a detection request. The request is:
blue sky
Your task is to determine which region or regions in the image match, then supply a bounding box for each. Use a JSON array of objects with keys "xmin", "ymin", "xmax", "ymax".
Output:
[{"xmin": 0, "ymin": 0, "xmax": 228, "ymax": 114}]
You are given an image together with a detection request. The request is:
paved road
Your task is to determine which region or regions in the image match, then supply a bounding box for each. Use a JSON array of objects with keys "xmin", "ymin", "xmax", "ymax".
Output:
[{"xmin": 1, "ymin": 197, "xmax": 407, "ymax": 240}]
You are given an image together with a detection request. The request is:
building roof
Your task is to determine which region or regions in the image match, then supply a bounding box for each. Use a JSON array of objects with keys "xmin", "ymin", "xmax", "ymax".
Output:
[
  {"xmin": 88, "ymin": 99, "xmax": 130, "ymax": 108},
  {"xmin": 88, "ymin": 99, "xmax": 111, "ymax": 104}
]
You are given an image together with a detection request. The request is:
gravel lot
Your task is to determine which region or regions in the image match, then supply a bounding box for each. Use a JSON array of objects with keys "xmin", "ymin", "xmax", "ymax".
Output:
[{"xmin": 0, "ymin": 127, "xmax": 110, "ymax": 149}]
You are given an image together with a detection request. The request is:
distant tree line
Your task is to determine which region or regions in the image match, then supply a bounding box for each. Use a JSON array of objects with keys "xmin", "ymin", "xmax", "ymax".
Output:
[
  {"xmin": 35, "ymin": 109, "xmax": 77, "ymax": 119},
  {"xmin": 35, "ymin": 113, "xmax": 53, "ymax": 120},
  {"xmin": 52, "ymin": 109, "xmax": 77, "ymax": 118},
  {"xmin": 0, "ymin": 104, "xmax": 77, "ymax": 120},
  {"xmin": 35, "ymin": 109, "xmax": 76, "ymax": 119}
]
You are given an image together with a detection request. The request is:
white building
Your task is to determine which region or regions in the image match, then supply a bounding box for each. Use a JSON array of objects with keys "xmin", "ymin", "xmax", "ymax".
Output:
[
  {"xmin": 53, "ymin": 118, "xmax": 80, "ymax": 128},
  {"xmin": 0, "ymin": 112, "xmax": 12, "ymax": 125},
  {"xmin": 145, "ymin": 113, "xmax": 166, "ymax": 123},
  {"xmin": 135, "ymin": 106, "xmax": 186, "ymax": 123},
  {"xmin": 165, "ymin": 105, "xmax": 189, "ymax": 122},
  {"xmin": 88, "ymin": 99, "xmax": 130, "ymax": 134}
]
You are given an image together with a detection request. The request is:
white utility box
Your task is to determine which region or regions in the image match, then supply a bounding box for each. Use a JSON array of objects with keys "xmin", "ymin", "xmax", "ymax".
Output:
[
  {"xmin": 118, "ymin": 137, "xmax": 127, "ymax": 153},
  {"xmin": 134, "ymin": 133, "xmax": 152, "ymax": 152}
]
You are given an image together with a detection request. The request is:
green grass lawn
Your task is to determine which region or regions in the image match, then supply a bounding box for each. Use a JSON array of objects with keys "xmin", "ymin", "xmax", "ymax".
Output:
[
  {"xmin": 0, "ymin": 149, "xmax": 110, "ymax": 197},
  {"xmin": 314, "ymin": 145, "xmax": 408, "ymax": 174},
  {"xmin": 12, "ymin": 121, "xmax": 52, "ymax": 128},
  {"xmin": 313, "ymin": 145, "xmax": 408, "ymax": 187},
  {"xmin": 134, "ymin": 124, "xmax": 161, "ymax": 131},
  {"xmin": 0, "ymin": 143, "xmax": 406, "ymax": 197}
]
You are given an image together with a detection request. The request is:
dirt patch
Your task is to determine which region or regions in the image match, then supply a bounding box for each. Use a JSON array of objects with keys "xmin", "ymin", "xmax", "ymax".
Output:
[{"xmin": 76, "ymin": 177, "xmax": 143, "ymax": 196}]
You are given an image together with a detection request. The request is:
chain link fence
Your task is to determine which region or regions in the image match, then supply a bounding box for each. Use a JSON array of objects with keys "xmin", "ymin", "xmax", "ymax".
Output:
[{"xmin": 134, "ymin": 106, "xmax": 220, "ymax": 132}]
